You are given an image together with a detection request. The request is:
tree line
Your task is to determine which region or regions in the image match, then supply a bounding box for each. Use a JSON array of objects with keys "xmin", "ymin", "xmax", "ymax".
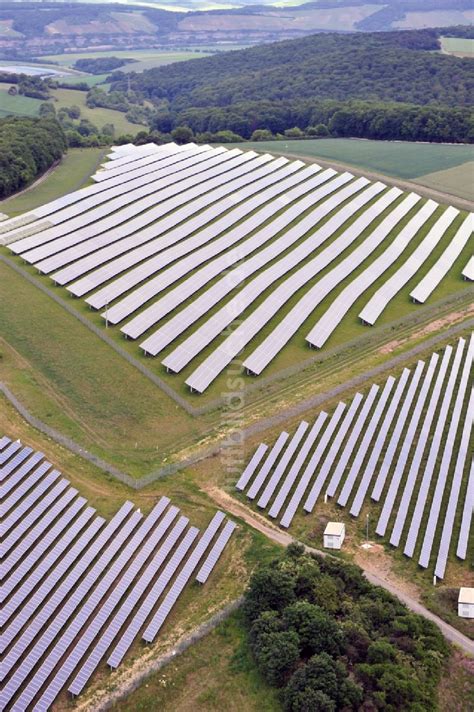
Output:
[
  {"xmin": 242, "ymin": 545, "xmax": 449, "ymax": 711},
  {"xmin": 0, "ymin": 116, "xmax": 67, "ymax": 199},
  {"xmin": 149, "ymin": 99, "xmax": 473, "ymax": 143}
]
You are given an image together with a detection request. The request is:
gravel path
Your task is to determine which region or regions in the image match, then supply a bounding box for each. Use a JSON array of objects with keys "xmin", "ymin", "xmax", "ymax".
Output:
[{"xmin": 207, "ymin": 487, "xmax": 474, "ymax": 657}]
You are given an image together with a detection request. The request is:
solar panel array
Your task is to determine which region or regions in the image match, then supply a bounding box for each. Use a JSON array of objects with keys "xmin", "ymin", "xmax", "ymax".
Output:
[
  {"xmin": 0, "ymin": 440, "xmax": 235, "ymax": 710},
  {"xmin": 2, "ymin": 143, "xmax": 470, "ymax": 393},
  {"xmin": 235, "ymin": 335, "xmax": 473, "ymax": 579}
]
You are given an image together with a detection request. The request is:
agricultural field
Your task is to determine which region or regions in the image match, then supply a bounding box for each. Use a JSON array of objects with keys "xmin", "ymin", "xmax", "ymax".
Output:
[
  {"xmin": 177, "ymin": 4, "xmax": 380, "ymax": 33},
  {"xmin": 0, "ymin": 84, "xmax": 42, "ymax": 118},
  {"xmin": 394, "ymin": 10, "xmax": 474, "ymax": 30},
  {"xmin": 41, "ymin": 49, "xmax": 213, "ymax": 74},
  {"xmin": 230, "ymin": 139, "xmax": 474, "ymax": 202},
  {"xmin": 441, "ymin": 36, "xmax": 474, "ymax": 58}
]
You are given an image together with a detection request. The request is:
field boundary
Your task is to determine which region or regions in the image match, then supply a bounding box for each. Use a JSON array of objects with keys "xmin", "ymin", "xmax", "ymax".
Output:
[
  {"xmin": 2, "ymin": 316, "xmax": 473, "ymax": 489},
  {"xmin": 85, "ymin": 597, "xmax": 244, "ymax": 712}
]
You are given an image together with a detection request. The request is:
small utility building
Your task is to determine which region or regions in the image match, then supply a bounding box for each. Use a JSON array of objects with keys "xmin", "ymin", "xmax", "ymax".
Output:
[
  {"xmin": 323, "ymin": 522, "xmax": 345, "ymax": 550},
  {"xmin": 458, "ymin": 587, "xmax": 474, "ymax": 618}
]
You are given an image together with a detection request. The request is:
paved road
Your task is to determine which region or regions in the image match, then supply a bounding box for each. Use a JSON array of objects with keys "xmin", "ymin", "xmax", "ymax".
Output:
[{"xmin": 208, "ymin": 487, "xmax": 474, "ymax": 657}]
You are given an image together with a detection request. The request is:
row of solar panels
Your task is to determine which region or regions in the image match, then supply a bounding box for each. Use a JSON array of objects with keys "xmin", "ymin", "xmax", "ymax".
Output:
[
  {"xmin": 2, "ymin": 143, "xmax": 472, "ymax": 393},
  {"xmin": 0, "ymin": 438, "xmax": 235, "ymax": 711},
  {"xmin": 236, "ymin": 335, "xmax": 473, "ymax": 580}
]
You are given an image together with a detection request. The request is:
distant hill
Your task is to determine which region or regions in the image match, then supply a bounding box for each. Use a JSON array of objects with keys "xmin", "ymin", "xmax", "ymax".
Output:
[
  {"xmin": 113, "ymin": 29, "xmax": 474, "ymax": 142},
  {"xmin": 1, "ymin": 0, "xmax": 474, "ymax": 55}
]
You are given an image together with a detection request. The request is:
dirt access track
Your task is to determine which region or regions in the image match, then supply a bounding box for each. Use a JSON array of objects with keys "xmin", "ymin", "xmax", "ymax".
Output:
[{"xmin": 205, "ymin": 486, "xmax": 474, "ymax": 657}]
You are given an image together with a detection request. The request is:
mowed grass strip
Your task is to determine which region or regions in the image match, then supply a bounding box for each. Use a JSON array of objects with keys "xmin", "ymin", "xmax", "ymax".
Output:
[
  {"xmin": 0, "ymin": 259, "xmax": 206, "ymax": 475},
  {"xmin": 0, "ymin": 147, "xmax": 106, "ymax": 217}
]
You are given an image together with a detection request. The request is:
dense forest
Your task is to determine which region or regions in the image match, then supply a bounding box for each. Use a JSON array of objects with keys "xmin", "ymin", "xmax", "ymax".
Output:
[
  {"xmin": 0, "ymin": 117, "xmax": 67, "ymax": 199},
  {"xmin": 243, "ymin": 545, "xmax": 449, "ymax": 711},
  {"xmin": 114, "ymin": 29, "xmax": 474, "ymax": 142}
]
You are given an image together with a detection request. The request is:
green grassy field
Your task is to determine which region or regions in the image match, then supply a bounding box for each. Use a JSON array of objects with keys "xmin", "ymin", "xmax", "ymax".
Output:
[
  {"xmin": 110, "ymin": 611, "xmax": 280, "ymax": 712},
  {"xmin": 51, "ymin": 87, "xmax": 146, "ymax": 135},
  {"xmin": 0, "ymin": 148, "xmax": 105, "ymax": 217},
  {"xmin": 41, "ymin": 49, "xmax": 212, "ymax": 73},
  {"xmin": 230, "ymin": 138, "xmax": 474, "ymax": 183},
  {"xmin": 0, "ymin": 84, "xmax": 41, "ymax": 117},
  {"xmin": 416, "ymin": 161, "xmax": 474, "ymax": 202},
  {"xmin": 0, "ymin": 83, "xmax": 146, "ymax": 134},
  {"xmin": 441, "ymin": 36, "xmax": 474, "ymax": 58}
]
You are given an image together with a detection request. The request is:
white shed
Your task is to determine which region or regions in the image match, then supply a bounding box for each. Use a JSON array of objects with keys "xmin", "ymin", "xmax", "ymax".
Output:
[
  {"xmin": 458, "ymin": 587, "xmax": 474, "ymax": 619},
  {"xmin": 323, "ymin": 522, "xmax": 345, "ymax": 550}
]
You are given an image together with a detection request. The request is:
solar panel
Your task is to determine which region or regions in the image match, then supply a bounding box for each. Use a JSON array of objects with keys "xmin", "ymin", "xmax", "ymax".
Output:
[
  {"xmin": 235, "ymin": 443, "xmax": 268, "ymax": 490},
  {"xmin": 371, "ymin": 359, "xmax": 426, "ymax": 501},
  {"xmin": 435, "ymin": 387, "xmax": 473, "ymax": 577},
  {"xmin": 105, "ymin": 515, "xmax": 190, "ymax": 671},
  {"xmin": 456, "ymin": 458, "xmax": 474, "ymax": 560},
  {"xmin": 118, "ymin": 165, "xmax": 327, "ymax": 339},
  {"xmin": 142, "ymin": 512, "xmax": 226, "ymax": 643},
  {"xmin": 1, "ymin": 470, "xmax": 62, "ymax": 538},
  {"xmin": 280, "ymin": 402, "xmax": 346, "ymax": 528},
  {"xmin": 12, "ymin": 148, "xmax": 244, "ymax": 259},
  {"xmin": 0, "ymin": 498, "xmax": 89, "ymax": 622},
  {"xmin": 243, "ymin": 185, "xmax": 404, "ymax": 376},
  {"xmin": 196, "ymin": 520, "xmax": 236, "ymax": 584},
  {"xmin": 183, "ymin": 178, "xmax": 381, "ymax": 391},
  {"xmin": 305, "ymin": 193, "xmax": 422, "ymax": 348},
  {"xmin": 0, "ymin": 515, "xmax": 104, "ymax": 654},
  {"xmin": 38, "ymin": 149, "xmax": 232, "ymax": 276},
  {"xmin": 52, "ymin": 154, "xmax": 284, "ymax": 290},
  {"xmin": 104, "ymin": 161, "xmax": 306, "ymax": 327},
  {"xmin": 0, "ymin": 450, "xmax": 45, "ymax": 498},
  {"xmin": 71, "ymin": 155, "xmax": 280, "ymax": 309},
  {"xmin": 0, "ymin": 435, "xmax": 11, "ymax": 450},
  {"xmin": 246, "ymin": 432, "xmax": 289, "ymax": 499},
  {"xmin": 8, "ymin": 507, "xmax": 146, "ymax": 710},
  {"xmin": 257, "ymin": 421, "xmax": 309, "ymax": 510},
  {"xmin": 326, "ymin": 384, "xmax": 379, "ymax": 499},
  {"xmin": 0, "ymin": 440, "xmax": 21, "ymax": 465},
  {"xmin": 35, "ymin": 499, "xmax": 172, "ymax": 708},
  {"xmin": 350, "ymin": 368, "xmax": 410, "ymax": 517},
  {"xmin": 410, "ymin": 214, "xmax": 473, "ymax": 303},
  {"xmin": 269, "ymin": 412, "xmax": 328, "ymax": 518},
  {"xmin": 304, "ymin": 393, "xmax": 363, "ymax": 513},
  {"xmin": 387, "ymin": 346, "xmax": 454, "ymax": 544},
  {"xmin": 338, "ymin": 376, "xmax": 395, "ymax": 507},
  {"xmin": 0, "ymin": 445, "xmax": 33, "ymax": 481},
  {"xmin": 0, "ymin": 460, "xmax": 52, "ymax": 515},
  {"xmin": 358, "ymin": 202, "xmax": 456, "ymax": 325},
  {"xmin": 0, "ymin": 502, "xmax": 133, "ymax": 685},
  {"xmin": 403, "ymin": 337, "xmax": 466, "ymax": 558},
  {"xmin": 375, "ymin": 349, "xmax": 451, "ymax": 536},
  {"xmin": 418, "ymin": 335, "xmax": 473, "ymax": 569},
  {"xmin": 0, "ymin": 478, "xmax": 70, "ymax": 556},
  {"xmin": 145, "ymin": 171, "xmax": 350, "ymax": 358}
]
